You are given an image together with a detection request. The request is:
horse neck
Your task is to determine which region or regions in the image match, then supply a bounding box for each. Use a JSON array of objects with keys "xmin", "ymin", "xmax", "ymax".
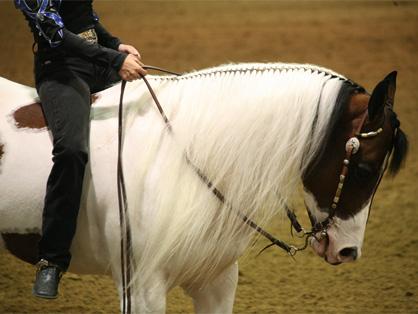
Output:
[
  {"xmin": 147, "ymin": 66, "xmax": 345, "ymax": 220},
  {"xmin": 129, "ymin": 65, "xmax": 348, "ymax": 287}
]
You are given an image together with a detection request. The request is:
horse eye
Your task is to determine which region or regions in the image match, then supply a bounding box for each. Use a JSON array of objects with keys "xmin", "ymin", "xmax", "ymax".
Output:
[{"xmin": 353, "ymin": 163, "xmax": 375, "ymax": 180}]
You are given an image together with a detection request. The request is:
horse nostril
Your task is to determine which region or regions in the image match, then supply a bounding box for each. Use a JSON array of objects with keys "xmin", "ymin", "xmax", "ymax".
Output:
[{"xmin": 339, "ymin": 247, "xmax": 358, "ymax": 260}]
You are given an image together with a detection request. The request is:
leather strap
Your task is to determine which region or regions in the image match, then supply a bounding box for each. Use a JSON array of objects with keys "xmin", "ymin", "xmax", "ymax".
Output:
[{"xmin": 118, "ymin": 80, "xmax": 132, "ymax": 314}]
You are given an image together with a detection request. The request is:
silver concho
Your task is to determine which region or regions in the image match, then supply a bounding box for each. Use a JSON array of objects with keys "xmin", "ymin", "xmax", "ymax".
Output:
[{"xmin": 345, "ymin": 137, "xmax": 360, "ymax": 154}]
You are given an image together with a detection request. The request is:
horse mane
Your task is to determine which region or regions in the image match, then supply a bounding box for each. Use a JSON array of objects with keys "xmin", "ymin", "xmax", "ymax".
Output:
[
  {"xmin": 154, "ymin": 62, "xmax": 346, "ymax": 82},
  {"xmin": 129, "ymin": 63, "xmax": 351, "ymax": 287}
]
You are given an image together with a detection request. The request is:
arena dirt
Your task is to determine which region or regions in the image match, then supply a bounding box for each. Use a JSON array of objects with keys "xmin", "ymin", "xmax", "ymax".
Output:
[{"xmin": 0, "ymin": 1, "xmax": 417, "ymax": 313}]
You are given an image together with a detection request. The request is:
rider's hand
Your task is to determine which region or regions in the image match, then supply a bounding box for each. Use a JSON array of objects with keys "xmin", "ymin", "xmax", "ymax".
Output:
[
  {"xmin": 118, "ymin": 54, "xmax": 147, "ymax": 82},
  {"xmin": 118, "ymin": 44, "xmax": 141, "ymax": 59}
]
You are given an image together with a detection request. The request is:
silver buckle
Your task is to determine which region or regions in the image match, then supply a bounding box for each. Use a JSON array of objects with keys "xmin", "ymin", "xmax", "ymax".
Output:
[{"xmin": 345, "ymin": 137, "xmax": 360, "ymax": 154}]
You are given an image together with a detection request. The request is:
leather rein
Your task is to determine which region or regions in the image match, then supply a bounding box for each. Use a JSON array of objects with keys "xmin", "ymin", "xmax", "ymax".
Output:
[{"xmin": 116, "ymin": 66, "xmax": 384, "ymax": 313}]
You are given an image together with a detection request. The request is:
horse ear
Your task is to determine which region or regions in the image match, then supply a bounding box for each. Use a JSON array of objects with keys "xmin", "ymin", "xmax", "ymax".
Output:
[
  {"xmin": 368, "ymin": 71, "xmax": 397, "ymax": 121},
  {"xmin": 383, "ymin": 71, "xmax": 397, "ymax": 108}
]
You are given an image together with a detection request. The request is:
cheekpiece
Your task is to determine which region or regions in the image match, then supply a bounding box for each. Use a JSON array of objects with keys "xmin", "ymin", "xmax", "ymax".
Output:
[{"xmin": 345, "ymin": 137, "xmax": 360, "ymax": 154}]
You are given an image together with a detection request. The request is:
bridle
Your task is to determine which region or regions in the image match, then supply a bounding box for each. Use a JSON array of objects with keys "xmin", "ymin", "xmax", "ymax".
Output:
[
  {"xmin": 116, "ymin": 67, "xmax": 388, "ymax": 313},
  {"xmin": 285, "ymin": 112, "xmax": 385, "ymax": 251},
  {"xmin": 265, "ymin": 103, "xmax": 388, "ymax": 259}
]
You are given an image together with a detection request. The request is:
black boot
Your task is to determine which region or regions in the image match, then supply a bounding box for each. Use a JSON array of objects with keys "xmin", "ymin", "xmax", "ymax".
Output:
[{"xmin": 32, "ymin": 259, "xmax": 63, "ymax": 299}]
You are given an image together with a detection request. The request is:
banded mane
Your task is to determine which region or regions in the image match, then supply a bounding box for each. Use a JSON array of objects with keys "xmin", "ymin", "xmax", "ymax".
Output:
[{"xmin": 128, "ymin": 63, "xmax": 356, "ymax": 287}]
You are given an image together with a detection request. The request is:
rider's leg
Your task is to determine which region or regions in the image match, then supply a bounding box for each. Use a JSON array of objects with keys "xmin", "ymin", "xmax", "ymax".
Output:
[{"xmin": 33, "ymin": 71, "xmax": 91, "ymax": 298}]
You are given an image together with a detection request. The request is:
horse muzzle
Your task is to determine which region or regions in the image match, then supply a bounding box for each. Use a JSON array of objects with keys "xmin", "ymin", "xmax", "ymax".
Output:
[{"xmin": 310, "ymin": 229, "xmax": 360, "ymax": 264}]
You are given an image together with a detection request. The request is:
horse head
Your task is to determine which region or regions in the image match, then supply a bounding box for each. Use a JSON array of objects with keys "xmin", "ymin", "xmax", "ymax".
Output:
[{"xmin": 302, "ymin": 72, "xmax": 408, "ymax": 265}]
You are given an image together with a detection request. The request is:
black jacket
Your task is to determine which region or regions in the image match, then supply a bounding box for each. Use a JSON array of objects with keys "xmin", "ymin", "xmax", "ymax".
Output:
[{"xmin": 15, "ymin": 0, "xmax": 127, "ymax": 71}]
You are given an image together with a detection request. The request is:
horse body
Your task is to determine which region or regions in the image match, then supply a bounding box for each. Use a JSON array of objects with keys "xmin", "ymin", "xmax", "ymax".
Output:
[
  {"xmin": 0, "ymin": 63, "xmax": 406, "ymax": 313},
  {"xmin": 0, "ymin": 78, "xmax": 110, "ymax": 274},
  {"xmin": 0, "ymin": 80, "xmax": 47, "ymax": 234}
]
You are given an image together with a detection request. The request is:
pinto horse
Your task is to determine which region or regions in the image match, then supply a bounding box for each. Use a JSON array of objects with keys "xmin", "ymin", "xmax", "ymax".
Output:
[{"xmin": 0, "ymin": 63, "xmax": 407, "ymax": 313}]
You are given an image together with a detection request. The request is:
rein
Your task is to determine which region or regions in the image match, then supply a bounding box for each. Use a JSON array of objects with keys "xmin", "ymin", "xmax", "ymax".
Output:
[{"xmin": 117, "ymin": 80, "xmax": 132, "ymax": 314}]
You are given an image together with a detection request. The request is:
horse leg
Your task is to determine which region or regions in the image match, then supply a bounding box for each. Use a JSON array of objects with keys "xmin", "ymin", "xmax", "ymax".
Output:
[
  {"xmin": 135, "ymin": 273, "xmax": 168, "ymax": 314},
  {"xmin": 184, "ymin": 262, "xmax": 239, "ymax": 314},
  {"xmin": 113, "ymin": 271, "xmax": 167, "ymax": 314}
]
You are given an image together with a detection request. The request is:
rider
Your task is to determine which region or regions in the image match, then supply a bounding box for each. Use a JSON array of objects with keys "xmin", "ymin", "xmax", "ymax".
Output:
[{"xmin": 14, "ymin": 0, "xmax": 146, "ymax": 299}]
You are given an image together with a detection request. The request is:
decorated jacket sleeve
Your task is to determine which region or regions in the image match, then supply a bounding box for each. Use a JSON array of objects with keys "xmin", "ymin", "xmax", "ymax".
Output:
[
  {"xmin": 14, "ymin": 0, "xmax": 127, "ymax": 71},
  {"xmin": 61, "ymin": 29, "xmax": 127, "ymax": 71}
]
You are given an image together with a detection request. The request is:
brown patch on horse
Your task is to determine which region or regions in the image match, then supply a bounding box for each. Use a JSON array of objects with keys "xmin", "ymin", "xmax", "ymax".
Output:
[
  {"xmin": 13, "ymin": 96, "xmax": 98, "ymax": 130},
  {"xmin": 91, "ymin": 94, "xmax": 99, "ymax": 104},
  {"xmin": 345, "ymin": 93, "xmax": 369, "ymax": 119},
  {"xmin": 1, "ymin": 233, "xmax": 41, "ymax": 265},
  {"xmin": 13, "ymin": 102, "xmax": 47, "ymax": 129}
]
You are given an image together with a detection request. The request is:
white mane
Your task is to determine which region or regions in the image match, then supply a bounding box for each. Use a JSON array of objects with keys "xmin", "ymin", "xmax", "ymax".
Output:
[{"xmin": 122, "ymin": 63, "xmax": 346, "ymax": 288}]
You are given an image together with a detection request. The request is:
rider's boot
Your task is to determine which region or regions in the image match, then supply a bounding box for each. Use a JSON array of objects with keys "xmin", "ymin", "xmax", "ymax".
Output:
[{"xmin": 32, "ymin": 259, "xmax": 63, "ymax": 299}]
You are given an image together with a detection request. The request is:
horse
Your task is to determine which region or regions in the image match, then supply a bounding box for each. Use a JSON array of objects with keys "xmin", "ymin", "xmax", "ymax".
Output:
[{"xmin": 0, "ymin": 62, "xmax": 408, "ymax": 313}]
